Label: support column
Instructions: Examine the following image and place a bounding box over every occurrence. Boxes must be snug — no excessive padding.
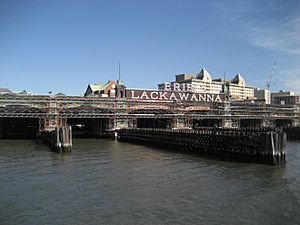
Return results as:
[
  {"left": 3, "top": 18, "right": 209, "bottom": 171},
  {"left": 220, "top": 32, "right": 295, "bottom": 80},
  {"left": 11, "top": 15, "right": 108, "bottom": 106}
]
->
[
  {"left": 222, "top": 102, "right": 233, "bottom": 128},
  {"left": 108, "top": 118, "right": 115, "bottom": 130},
  {"left": 166, "top": 119, "right": 172, "bottom": 129},
  {"left": 129, "top": 117, "right": 137, "bottom": 129},
  {"left": 44, "top": 101, "right": 59, "bottom": 131}
]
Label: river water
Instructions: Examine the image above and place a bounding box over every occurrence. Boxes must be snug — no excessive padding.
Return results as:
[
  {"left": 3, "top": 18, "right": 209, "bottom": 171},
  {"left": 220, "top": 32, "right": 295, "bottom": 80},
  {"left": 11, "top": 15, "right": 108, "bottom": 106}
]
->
[{"left": 0, "top": 139, "right": 300, "bottom": 225}]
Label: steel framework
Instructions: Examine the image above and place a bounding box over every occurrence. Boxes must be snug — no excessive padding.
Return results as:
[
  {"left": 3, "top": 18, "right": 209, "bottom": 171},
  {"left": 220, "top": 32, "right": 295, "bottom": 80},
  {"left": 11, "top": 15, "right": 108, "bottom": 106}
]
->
[{"left": 0, "top": 95, "right": 299, "bottom": 130}]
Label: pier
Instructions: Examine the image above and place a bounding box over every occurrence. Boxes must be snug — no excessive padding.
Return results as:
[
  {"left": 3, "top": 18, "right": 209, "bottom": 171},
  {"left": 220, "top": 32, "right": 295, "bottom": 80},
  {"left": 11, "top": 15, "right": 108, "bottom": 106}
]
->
[
  {"left": 117, "top": 128, "right": 286, "bottom": 165},
  {"left": 0, "top": 93, "right": 299, "bottom": 160}
]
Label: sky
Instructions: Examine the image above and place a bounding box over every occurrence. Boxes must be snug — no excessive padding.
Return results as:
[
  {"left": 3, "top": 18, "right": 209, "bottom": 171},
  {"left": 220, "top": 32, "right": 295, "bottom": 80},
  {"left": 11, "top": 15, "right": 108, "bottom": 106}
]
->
[{"left": 0, "top": 0, "right": 300, "bottom": 96}]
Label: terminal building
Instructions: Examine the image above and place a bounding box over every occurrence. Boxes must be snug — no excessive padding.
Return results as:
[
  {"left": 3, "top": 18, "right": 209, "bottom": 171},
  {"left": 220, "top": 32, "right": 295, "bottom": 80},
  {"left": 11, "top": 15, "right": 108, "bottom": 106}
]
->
[
  {"left": 158, "top": 68, "right": 254, "bottom": 100},
  {"left": 84, "top": 80, "right": 126, "bottom": 98}
]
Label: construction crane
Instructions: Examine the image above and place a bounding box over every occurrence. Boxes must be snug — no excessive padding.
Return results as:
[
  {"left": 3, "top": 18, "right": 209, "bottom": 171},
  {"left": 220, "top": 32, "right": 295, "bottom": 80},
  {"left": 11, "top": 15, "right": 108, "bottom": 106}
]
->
[{"left": 266, "top": 61, "right": 276, "bottom": 90}]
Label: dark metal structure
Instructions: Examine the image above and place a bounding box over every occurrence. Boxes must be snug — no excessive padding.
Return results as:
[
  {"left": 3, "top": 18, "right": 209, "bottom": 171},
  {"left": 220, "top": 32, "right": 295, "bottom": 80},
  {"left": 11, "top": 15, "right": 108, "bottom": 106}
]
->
[{"left": 0, "top": 95, "right": 299, "bottom": 137}]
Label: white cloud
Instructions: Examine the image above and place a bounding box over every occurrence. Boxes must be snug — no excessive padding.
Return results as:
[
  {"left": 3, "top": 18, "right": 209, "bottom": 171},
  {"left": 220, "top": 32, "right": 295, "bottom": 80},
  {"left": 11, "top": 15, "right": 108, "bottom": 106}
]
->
[
  {"left": 248, "top": 15, "right": 300, "bottom": 56},
  {"left": 213, "top": 0, "right": 300, "bottom": 55},
  {"left": 212, "top": 0, "right": 300, "bottom": 94}
]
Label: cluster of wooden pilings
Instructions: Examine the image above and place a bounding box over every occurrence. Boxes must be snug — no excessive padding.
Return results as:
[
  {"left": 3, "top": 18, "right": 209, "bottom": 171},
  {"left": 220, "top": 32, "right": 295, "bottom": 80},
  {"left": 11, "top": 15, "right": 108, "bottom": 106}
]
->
[
  {"left": 54, "top": 126, "right": 72, "bottom": 153},
  {"left": 40, "top": 126, "right": 72, "bottom": 153},
  {"left": 117, "top": 127, "right": 287, "bottom": 165}
]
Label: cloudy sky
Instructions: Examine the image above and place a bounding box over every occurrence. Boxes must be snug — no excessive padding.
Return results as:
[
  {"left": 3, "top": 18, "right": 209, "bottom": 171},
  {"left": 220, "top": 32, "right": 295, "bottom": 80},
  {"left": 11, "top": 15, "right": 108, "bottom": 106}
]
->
[{"left": 0, "top": 0, "right": 299, "bottom": 95}]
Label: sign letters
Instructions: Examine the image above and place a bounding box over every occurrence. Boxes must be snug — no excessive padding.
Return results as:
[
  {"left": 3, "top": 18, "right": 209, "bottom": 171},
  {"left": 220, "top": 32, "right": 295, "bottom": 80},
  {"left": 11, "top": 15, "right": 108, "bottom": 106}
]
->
[{"left": 126, "top": 89, "right": 224, "bottom": 103}]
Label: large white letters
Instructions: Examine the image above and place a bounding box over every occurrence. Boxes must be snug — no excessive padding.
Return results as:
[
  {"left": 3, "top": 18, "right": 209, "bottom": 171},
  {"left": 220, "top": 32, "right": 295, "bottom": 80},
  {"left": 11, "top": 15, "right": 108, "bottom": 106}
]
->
[
  {"left": 150, "top": 92, "right": 159, "bottom": 99},
  {"left": 164, "top": 82, "right": 171, "bottom": 91},
  {"left": 131, "top": 90, "right": 140, "bottom": 99},
  {"left": 140, "top": 91, "right": 150, "bottom": 99},
  {"left": 128, "top": 90, "right": 223, "bottom": 103},
  {"left": 179, "top": 93, "right": 189, "bottom": 100},
  {"left": 173, "top": 83, "right": 181, "bottom": 91}
]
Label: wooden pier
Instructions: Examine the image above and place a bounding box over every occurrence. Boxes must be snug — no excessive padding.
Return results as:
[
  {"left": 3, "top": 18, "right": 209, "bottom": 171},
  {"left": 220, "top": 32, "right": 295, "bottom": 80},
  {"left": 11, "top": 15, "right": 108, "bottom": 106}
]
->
[{"left": 118, "top": 128, "right": 286, "bottom": 165}]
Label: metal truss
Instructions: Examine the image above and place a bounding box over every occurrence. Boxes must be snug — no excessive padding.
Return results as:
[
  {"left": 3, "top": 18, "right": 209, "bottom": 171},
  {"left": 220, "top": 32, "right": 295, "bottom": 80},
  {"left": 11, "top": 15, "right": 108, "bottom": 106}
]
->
[{"left": 0, "top": 95, "right": 299, "bottom": 121}]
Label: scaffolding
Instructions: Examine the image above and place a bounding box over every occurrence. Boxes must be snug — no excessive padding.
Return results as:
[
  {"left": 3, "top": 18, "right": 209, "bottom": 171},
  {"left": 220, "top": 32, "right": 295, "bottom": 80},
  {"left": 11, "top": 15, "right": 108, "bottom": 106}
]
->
[{"left": 0, "top": 94, "right": 299, "bottom": 131}]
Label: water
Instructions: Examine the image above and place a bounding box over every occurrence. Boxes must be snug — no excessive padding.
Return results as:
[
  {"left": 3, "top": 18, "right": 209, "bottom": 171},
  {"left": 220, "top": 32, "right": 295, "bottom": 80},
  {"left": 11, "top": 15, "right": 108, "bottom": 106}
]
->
[{"left": 0, "top": 139, "right": 300, "bottom": 225}]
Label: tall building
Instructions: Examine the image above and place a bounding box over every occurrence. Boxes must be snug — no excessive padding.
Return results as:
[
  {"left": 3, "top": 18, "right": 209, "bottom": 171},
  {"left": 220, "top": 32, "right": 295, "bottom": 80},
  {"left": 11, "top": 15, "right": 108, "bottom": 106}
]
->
[
  {"left": 254, "top": 88, "right": 270, "bottom": 104},
  {"left": 158, "top": 68, "right": 254, "bottom": 100}
]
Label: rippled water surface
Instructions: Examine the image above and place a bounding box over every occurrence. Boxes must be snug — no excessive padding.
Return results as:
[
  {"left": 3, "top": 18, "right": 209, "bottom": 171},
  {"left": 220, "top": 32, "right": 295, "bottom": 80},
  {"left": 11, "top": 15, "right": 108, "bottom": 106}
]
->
[{"left": 0, "top": 139, "right": 300, "bottom": 225}]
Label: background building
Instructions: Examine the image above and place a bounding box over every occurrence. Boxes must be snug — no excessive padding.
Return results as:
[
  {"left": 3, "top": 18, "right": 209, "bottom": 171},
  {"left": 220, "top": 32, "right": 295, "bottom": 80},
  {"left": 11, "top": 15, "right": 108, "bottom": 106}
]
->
[
  {"left": 84, "top": 81, "right": 117, "bottom": 97},
  {"left": 271, "top": 90, "right": 299, "bottom": 105},
  {"left": 84, "top": 79, "right": 126, "bottom": 98},
  {"left": 158, "top": 68, "right": 254, "bottom": 100},
  {"left": 254, "top": 88, "right": 270, "bottom": 104}
]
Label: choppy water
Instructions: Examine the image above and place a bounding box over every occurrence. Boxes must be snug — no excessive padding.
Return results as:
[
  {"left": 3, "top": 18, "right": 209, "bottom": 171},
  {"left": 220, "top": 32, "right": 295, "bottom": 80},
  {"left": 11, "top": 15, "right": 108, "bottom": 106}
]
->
[{"left": 0, "top": 139, "right": 300, "bottom": 225}]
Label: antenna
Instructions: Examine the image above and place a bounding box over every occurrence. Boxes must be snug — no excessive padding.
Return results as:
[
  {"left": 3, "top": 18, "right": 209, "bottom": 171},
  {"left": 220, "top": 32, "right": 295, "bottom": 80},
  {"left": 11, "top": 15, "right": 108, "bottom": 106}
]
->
[{"left": 266, "top": 61, "right": 276, "bottom": 90}]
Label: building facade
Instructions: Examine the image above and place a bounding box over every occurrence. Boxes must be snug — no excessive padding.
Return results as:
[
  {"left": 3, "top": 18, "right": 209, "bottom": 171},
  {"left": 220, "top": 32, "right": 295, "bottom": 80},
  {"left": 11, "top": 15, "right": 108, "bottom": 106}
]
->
[
  {"left": 84, "top": 80, "right": 126, "bottom": 98},
  {"left": 84, "top": 81, "right": 117, "bottom": 97},
  {"left": 254, "top": 88, "right": 270, "bottom": 104},
  {"left": 271, "top": 90, "right": 299, "bottom": 105},
  {"left": 158, "top": 68, "right": 254, "bottom": 100}
]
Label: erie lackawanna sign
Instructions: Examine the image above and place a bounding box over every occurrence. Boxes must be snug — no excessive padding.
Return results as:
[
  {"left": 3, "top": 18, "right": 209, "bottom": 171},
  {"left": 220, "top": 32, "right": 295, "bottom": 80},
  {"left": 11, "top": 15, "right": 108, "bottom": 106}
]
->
[{"left": 126, "top": 89, "right": 224, "bottom": 103}]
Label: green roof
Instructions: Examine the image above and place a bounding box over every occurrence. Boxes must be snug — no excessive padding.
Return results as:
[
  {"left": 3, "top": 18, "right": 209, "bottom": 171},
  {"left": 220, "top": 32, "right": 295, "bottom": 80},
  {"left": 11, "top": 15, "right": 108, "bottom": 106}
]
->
[{"left": 89, "top": 81, "right": 110, "bottom": 92}]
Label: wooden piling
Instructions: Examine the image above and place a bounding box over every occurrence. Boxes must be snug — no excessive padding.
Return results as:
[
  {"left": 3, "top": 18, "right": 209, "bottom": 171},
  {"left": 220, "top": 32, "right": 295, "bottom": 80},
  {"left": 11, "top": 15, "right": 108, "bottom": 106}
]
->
[
  {"left": 55, "top": 125, "right": 72, "bottom": 153},
  {"left": 40, "top": 125, "right": 72, "bottom": 153}
]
